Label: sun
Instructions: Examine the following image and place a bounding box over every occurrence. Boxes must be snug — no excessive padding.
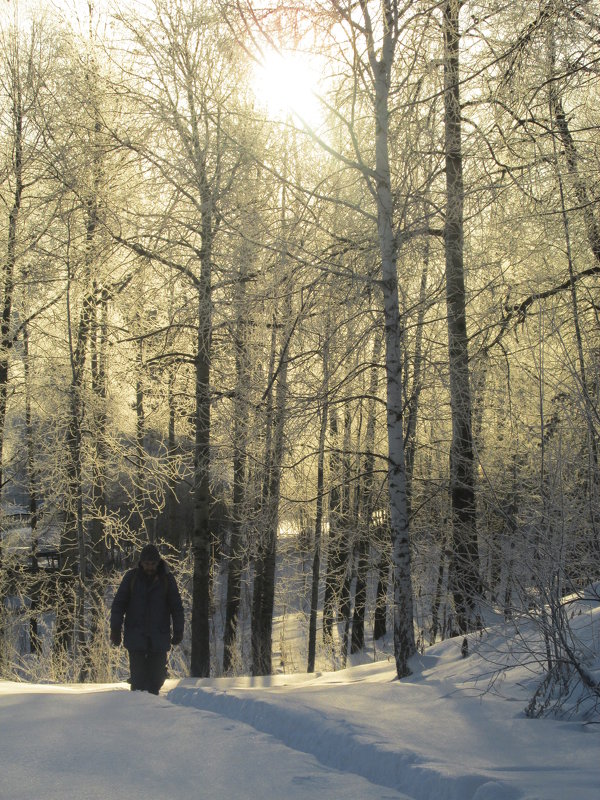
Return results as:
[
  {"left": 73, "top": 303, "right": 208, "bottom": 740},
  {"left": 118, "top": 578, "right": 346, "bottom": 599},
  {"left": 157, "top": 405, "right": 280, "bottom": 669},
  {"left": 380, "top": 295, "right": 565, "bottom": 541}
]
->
[{"left": 251, "top": 48, "right": 324, "bottom": 126}]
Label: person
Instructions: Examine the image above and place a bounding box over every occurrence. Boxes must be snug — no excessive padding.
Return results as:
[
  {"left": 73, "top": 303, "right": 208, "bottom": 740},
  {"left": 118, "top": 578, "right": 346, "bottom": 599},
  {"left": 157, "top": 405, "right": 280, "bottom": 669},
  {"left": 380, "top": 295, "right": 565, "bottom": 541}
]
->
[{"left": 110, "top": 543, "right": 184, "bottom": 695}]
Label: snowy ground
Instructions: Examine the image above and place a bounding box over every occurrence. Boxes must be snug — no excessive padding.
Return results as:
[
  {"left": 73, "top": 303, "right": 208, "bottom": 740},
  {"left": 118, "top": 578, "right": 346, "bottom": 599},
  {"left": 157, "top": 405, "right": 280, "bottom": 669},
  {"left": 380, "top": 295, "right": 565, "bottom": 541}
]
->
[{"left": 1, "top": 591, "right": 599, "bottom": 800}]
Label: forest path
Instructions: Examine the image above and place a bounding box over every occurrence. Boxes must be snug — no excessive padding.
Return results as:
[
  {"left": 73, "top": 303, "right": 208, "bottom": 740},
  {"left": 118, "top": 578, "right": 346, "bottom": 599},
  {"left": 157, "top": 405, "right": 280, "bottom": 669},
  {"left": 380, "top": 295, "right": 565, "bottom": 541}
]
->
[{"left": 0, "top": 682, "right": 414, "bottom": 800}]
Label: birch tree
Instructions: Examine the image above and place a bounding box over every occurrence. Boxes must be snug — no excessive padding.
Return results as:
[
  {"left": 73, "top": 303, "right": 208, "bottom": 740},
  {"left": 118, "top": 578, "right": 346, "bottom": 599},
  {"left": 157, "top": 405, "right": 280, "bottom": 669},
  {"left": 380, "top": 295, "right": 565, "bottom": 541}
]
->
[
  {"left": 307, "top": 313, "right": 330, "bottom": 673},
  {"left": 327, "top": 0, "right": 417, "bottom": 676},
  {"left": 441, "top": 0, "right": 481, "bottom": 633}
]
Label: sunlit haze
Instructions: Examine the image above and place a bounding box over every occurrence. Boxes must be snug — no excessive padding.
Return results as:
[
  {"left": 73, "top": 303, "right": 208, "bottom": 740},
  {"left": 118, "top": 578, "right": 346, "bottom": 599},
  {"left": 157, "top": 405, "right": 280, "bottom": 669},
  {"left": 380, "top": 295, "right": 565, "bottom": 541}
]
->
[{"left": 251, "top": 48, "right": 324, "bottom": 126}]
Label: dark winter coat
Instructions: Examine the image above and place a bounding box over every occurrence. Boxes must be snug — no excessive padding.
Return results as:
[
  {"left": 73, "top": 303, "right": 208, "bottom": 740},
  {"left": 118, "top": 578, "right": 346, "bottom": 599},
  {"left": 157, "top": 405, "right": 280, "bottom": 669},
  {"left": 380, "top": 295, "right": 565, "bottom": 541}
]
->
[{"left": 110, "top": 560, "right": 184, "bottom": 653}]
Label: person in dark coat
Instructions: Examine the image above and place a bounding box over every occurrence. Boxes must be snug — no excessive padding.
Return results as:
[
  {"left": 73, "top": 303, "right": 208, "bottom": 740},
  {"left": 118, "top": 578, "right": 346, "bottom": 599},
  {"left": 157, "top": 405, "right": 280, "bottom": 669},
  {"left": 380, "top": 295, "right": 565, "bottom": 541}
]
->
[{"left": 110, "top": 543, "right": 184, "bottom": 695}]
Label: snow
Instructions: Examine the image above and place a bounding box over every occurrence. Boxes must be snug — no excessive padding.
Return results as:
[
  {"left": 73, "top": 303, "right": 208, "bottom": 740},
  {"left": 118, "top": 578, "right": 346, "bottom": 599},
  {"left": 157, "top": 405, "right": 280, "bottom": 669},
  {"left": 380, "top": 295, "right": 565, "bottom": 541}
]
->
[{"left": 1, "top": 596, "right": 599, "bottom": 800}]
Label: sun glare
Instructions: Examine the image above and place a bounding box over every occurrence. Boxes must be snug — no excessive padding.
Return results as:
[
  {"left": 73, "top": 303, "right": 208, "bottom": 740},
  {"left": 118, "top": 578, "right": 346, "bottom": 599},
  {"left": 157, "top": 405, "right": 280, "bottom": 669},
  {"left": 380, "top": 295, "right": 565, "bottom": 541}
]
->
[{"left": 251, "top": 49, "right": 323, "bottom": 126}]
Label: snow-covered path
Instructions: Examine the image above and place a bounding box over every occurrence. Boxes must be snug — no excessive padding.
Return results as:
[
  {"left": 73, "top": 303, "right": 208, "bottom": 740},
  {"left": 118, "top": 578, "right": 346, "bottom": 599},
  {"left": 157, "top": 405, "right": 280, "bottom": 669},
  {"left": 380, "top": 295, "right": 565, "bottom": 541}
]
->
[
  {"left": 0, "top": 683, "right": 412, "bottom": 800},
  {"left": 2, "top": 591, "right": 599, "bottom": 800}
]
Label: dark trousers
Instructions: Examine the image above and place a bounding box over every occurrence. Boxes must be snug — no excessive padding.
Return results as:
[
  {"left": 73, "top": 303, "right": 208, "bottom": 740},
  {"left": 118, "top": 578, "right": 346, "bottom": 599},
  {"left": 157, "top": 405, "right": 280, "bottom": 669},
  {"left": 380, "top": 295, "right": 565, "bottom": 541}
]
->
[{"left": 128, "top": 649, "right": 167, "bottom": 695}]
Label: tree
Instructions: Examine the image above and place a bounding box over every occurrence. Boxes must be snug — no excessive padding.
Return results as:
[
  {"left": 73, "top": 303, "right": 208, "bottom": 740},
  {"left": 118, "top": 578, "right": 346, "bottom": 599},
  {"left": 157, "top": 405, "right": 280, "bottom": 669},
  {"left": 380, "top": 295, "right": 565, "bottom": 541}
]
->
[
  {"left": 441, "top": 0, "right": 481, "bottom": 633},
  {"left": 250, "top": 179, "right": 294, "bottom": 675},
  {"left": 327, "top": 0, "right": 417, "bottom": 677},
  {"left": 307, "top": 313, "right": 330, "bottom": 672},
  {"left": 222, "top": 202, "right": 257, "bottom": 673}
]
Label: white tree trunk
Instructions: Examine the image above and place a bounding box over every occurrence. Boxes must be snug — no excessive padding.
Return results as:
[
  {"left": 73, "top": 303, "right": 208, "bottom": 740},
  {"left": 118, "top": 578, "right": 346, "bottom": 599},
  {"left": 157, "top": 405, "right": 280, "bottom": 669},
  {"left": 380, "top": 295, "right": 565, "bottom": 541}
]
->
[{"left": 372, "top": 17, "right": 416, "bottom": 678}]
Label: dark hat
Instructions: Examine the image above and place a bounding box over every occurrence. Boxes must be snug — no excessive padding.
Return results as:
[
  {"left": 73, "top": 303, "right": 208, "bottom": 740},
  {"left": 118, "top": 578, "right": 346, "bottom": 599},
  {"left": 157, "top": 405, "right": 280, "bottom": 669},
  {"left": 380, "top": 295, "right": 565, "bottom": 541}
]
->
[{"left": 139, "top": 543, "right": 161, "bottom": 563}]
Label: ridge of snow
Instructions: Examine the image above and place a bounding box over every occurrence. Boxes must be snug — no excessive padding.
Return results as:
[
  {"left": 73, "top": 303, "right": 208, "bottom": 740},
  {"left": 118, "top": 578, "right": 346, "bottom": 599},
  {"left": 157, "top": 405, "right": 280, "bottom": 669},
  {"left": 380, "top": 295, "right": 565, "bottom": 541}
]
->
[{"left": 167, "top": 678, "right": 521, "bottom": 800}]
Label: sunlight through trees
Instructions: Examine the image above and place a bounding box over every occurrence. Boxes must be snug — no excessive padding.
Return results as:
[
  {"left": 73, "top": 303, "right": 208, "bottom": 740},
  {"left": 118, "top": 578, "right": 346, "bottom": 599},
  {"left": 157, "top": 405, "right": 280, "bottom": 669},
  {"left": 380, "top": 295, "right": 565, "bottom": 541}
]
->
[{"left": 0, "top": 0, "right": 599, "bottom": 708}]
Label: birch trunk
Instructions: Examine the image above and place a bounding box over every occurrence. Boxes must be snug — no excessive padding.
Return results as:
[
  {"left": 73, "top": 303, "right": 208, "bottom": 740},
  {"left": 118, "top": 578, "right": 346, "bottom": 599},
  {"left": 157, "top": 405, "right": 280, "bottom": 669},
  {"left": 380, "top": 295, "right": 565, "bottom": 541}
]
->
[
  {"left": 339, "top": 407, "right": 354, "bottom": 667},
  {"left": 165, "top": 366, "right": 179, "bottom": 549},
  {"left": 307, "top": 320, "right": 330, "bottom": 672},
  {"left": 89, "top": 285, "right": 108, "bottom": 572},
  {"left": 323, "top": 404, "right": 351, "bottom": 644},
  {"left": 134, "top": 333, "right": 148, "bottom": 539},
  {"left": 443, "top": 0, "right": 480, "bottom": 633},
  {"left": 368, "top": 1, "right": 416, "bottom": 677},
  {"left": 351, "top": 332, "right": 381, "bottom": 654},
  {"left": 404, "top": 255, "right": 429, "bottom": 509},
  {"left": 251, "top": 310, "right": 277, "bottom": 675},
  {"left": 23, "top": 321, "right": 41, "bottom": 654},
  {"left": 251, "top": 155, "right": 293, "bottom": 676},
  {"left": 57, "top": 278, "right": 93, "bottom": 657},
  {"left": 190, "top": 178, "right": 213, "bottom": 677},
  {"left": 251, "top": 297, "right": 290, "bottom": 676},
  {"left": 83, "top": 282, "right": 109, "bottom": 681},
  {"left": 223, "top": 253, "right": 251, "bottom": 673},
  {"left": 58, "top": 150, "right": 101, "bottom": 660}
]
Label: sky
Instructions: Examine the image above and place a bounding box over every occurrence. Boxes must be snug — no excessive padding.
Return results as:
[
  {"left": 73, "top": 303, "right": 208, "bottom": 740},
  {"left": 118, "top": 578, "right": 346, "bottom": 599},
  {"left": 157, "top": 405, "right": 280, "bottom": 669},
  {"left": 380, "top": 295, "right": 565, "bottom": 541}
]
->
[{"left": 1, "top": 586, "right": 599, "bottom": 800}]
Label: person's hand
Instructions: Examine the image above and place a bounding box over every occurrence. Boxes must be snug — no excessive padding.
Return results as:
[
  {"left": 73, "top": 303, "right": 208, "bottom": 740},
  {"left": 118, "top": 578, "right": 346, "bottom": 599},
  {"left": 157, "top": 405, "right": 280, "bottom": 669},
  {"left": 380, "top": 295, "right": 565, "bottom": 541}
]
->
[
  {"left": 171, "top": 631, "right": 183, "bottom": 646},
  {"left": 110, "top": 628, "right": 122, "bottom": 647}
]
